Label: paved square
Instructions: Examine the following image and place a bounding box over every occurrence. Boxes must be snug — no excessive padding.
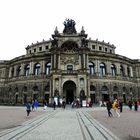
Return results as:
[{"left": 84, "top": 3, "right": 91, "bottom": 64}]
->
[{"left": 0, "top": 106, "right": 140, "bottom": 140}]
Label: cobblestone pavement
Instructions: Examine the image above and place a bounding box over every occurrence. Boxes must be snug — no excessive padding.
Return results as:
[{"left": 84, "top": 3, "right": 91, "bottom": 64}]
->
[
  {"left": 88, "top": 106, "right": 140, "bottom": 140},
  {"left": 0, "top": 106, "right": 140, "bottom": 140}
]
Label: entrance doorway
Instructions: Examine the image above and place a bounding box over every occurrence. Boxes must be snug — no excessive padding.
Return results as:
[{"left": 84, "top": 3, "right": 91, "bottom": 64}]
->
[
  {"left": 63, "top": 80, "right": 76, "bottom": 104},
  {"left": 90, "top": 94, "right": 96, "bottom": 103},
  {"left": 66, "top": 90, "right": 74, "bottom": 104}
]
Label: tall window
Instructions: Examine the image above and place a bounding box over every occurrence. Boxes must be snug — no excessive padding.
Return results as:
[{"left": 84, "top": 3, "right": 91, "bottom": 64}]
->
[
  {"left": 120, "top": 65, "right": 124, "bottom": 76},
  {"left": 11, "top": 67, "right": 14, "bottom": 77},
  {"left": 16, "top": 66, "right": 21, "bottom": 77},
  {"left": 34, "top": 63, "right": 41, "bottom": 75},
  {"left": 24, "top": 64, "right": 30, "bottom": 76},
  {"left": 88, "top": 62, "right": 95, "bottom": 75},
  {"left": 127, "top": 67, "right": 131, "bottom": 77},
  {"left": 66, "top": 64, "right": 73, "bottom": 73},
  {"left": 111, "top": 64, "right": 116, "bottom": 76},
  {"left": 99, "top": 46, "right": 102, "bottom": 51},
  {"left": 92, "top": 45, "right": 95, "bottom": 50},
  {"left": 66, "top": 64, "right": 73, "bottom": 72},
  {"left": 100, "top": 63, "right": 106, "bottom": 76},
  {"left": 45, "top": 63, "right": 51, "bottom": 75}
]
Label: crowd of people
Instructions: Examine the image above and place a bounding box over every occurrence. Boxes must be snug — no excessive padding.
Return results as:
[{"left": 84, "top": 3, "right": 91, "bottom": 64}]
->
[
  {"left": 106, "top": 99, "right": 139, "bottom": 118},
  {"left": 25, "top": 98, "right": 139, "bottom": 118}
]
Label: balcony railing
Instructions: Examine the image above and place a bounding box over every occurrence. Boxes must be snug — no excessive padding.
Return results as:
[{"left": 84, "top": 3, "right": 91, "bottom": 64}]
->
[
  {"left": 89, "top": 74, "right": 136, "bottom": 82},
  {"left": 61, "top": 70, "right": 78, "bottom": 75},
  {"left": 6, "top": 71, "right": 136, "bottom": 83}
]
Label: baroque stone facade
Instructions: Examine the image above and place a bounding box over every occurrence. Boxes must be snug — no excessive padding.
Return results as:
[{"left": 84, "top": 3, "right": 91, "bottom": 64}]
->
[{"left": 0, "top": 19, "right": 140, "bottom": 105}]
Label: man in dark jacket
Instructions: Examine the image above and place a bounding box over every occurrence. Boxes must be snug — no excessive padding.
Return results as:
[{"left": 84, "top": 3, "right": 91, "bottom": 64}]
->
[{"left": 106, "top": 100, "right": 113, "bottom": 117}]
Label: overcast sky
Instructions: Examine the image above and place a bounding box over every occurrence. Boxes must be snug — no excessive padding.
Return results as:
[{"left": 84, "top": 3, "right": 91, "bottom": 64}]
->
[{"left": 0, "top": 0, "right": 140, "bottom": 60}]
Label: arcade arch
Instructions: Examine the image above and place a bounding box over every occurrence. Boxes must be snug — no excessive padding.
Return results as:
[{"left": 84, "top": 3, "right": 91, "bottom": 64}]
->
[{"left": 63, "top": 80, "right": 76, "bottom": 104}]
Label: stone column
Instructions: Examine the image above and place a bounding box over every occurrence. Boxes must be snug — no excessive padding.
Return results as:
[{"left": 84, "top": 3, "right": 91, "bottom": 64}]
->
[
  {"left": 96, "top": 82, "right": 100, "bottom": 103},
  {"left": 58, "top": 54, "right": 60, "bottom": 69},
  {"left": 86, "top": 54, "right": 89, "bottom": 69},
  {"left": 124, "top": 65, "right": 127, "bottom": 76},
  {"left": 30, "top": 61, "right": 34, "bottom": 75},
  {"left": 79, "top": 55, "right": 81, "bottom": 69},
  {"left": 116, "top": 63, "right": 120, "bottom": 76},
  {"left": 86, "top": 77, "right": 90, "bottom": 97},
  {"left": 96, "top": 60, "right": 100, "bottom": 76},
  {"left": 40, "top": 60, "right": 44, "bottom": 74},
  {"left": 107, "top": 61, "right": 111, "bottom": 75},
  {"left": 42, "top": 60, "right": 45, "bottom": 74},
  {"left": 54, "top": 54, "right": 56, "bottom": 69},
  {"left": 9, "top": 67, "right": 12, "bottom": 78},
  {"left": 85, "top": 54, "right": 88, "bottom": 69},
  {"left": 83, "top": 54, "right": 85, "bottom": 69},
  {"left": 130, "top": 67, "right": 133, "bottom": 77},
  {"left": 81, "top": 54, "right": 84, "bottom": 69},
  {"left": 51, "top": 54, "right": 54, "bottom": 69},
  {"left": 14, "top": 65, "right": 17, "bottom": 77},
  {"left": 21, "top": 63, "right": 24, "bottom": 76}
]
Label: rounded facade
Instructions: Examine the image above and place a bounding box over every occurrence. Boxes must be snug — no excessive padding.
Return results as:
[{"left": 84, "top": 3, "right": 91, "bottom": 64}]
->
[{"left": 0, "top": 19, "right": 140, "bottom": 105}]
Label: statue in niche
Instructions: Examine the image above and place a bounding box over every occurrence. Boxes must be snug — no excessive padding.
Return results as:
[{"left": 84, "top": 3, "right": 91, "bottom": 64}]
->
[
  {"left": 63, "top": 18, "right": 77, "bottom": 34},
  {"left": 81, "top": 38, "right": 88, "bottom": 47}
]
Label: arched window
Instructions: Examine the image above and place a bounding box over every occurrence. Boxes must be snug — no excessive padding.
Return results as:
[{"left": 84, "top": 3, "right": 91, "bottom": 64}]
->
[
  {"left": 33, "top": 85, "right": 39, "bottom": 91},
  {"left": 24, "top": 64, "right": 30, "bottom": 76},
  {"left": 120, "top": 65, "right": 124, "bottom": 76},
  {"left": 100, "top": 63, "right": 106, "bottom": 76},
  {"left": 111, "top": 64, "right": 116, "bottom": 76},
  {"left": 113, "top": 86, "right": 118, "bottom": 99},
  {"left": 127, "top": 67, "right": 131, "bottom": 77},
  {"left": 101, "top": 86, "right": 109, "bottom": 101},
  {"left": 80, "top": 78, "right": 84, "bottom": 87},
  {"left": 34, "top": 63, "right": 41, "bottom": 76},
  {"left": 101, "top": 86, "right": 108, "bottom": 92},
  {"left": 45, "top": 63, "right": 51, "bottom": 75},
  {"left": 16, "top": 66, "right": 21, "bottom": 77},
  {"left": 88, "top": 62, "right": 95, "bottom": 75},
  {"left": 11, "top": 67, "right": 14, "bottom": 77}
]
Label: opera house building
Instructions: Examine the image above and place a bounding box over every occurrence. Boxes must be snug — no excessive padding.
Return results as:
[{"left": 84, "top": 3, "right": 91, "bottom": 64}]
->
[{"left": 0, "top": 19, "right": 140, "bottom": 105}]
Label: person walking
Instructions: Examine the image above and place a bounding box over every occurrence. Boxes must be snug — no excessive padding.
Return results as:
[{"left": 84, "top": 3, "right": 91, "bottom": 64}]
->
[
  {"left": 128, "top": 100, "right": 133, "bottom": 110},
  {"left": 134, "top": 100, "right": 138, "bottom": 111},
  {"left": 26, "top": 102, "right": 31, "bottom": 116},
  {"left": 62, "top": 99, "right": 66, "bottom": 109},
  {"left": 118, "top": 99, "right": 123, "bottom": 113},
  {"left": 33, "top": 99, "right": 38, "bottom": 111},
  {"left": 106, "top": 100, "right": 113, "bottom": 117},
  {"left": 112, "top": 99, "right": 120, "bottom": 117},
  {"left": 53, "top": 100, "right": 56, "bottom": 110}
]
